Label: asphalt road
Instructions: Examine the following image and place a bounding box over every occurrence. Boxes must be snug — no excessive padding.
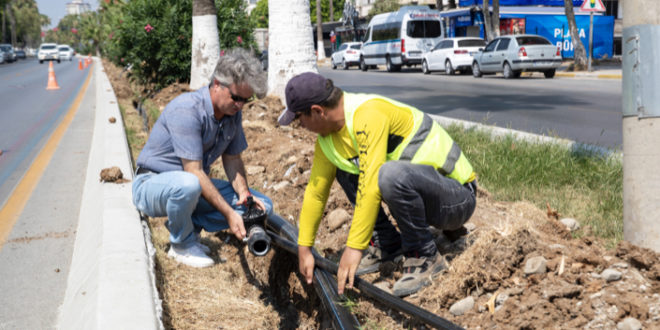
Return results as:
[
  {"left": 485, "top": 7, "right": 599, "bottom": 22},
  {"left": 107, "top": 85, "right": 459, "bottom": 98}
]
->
[
  {"left": 320, "top": 66, "right": 622, "bottom": 149},
  {"left": 0, "top": 57, "right": 95, "bottom": 329}
]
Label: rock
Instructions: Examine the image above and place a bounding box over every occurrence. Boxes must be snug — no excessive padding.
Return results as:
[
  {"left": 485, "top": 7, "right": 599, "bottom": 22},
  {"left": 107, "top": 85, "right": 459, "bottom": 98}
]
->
[
  {"left": 99, "top": 166, "right": 128, "bottom": 183},
  {"left": 327, "top": 209, "right": 351, "bottom": 231},
  {"left": 560, "top": 218, "right": 580, "bottom": 231},
  {"left": 286, "top": 155, "right": 297, "bottom": 164},
  {"left": 549, "top": 243, "right": 566, "bottom": 250},
  {"left": 246, "top": 165, "right": 265, "bottom": 176},
  {"left": 449, "top": 296, "right": 474, "bottom": 316},
  {"left": 108, "top": 116, "right": 116, "bottom": 123},
  {"left": 272, "top": 181, "right": 289, "bottom": 191},
  {"left": 495, "top": 292, "right": 509, "bottom": 306},
  {"left": 373, "top": 281, "right": 391, "bottom": 294},
  {"left": 616, "top": 317, "right": 642, "bottom": 330},
  {"left": 601, "top": 268, "right": 622, "bottom": 282},
  {"left": 524, "top": 256, "right": 547, "bottom": 275}
]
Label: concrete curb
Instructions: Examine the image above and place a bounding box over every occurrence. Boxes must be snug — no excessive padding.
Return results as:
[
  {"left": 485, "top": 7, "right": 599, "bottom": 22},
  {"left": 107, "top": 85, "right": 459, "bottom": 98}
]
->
[{"left": 58, "top": 58, "right": 161, "bottom": 329}]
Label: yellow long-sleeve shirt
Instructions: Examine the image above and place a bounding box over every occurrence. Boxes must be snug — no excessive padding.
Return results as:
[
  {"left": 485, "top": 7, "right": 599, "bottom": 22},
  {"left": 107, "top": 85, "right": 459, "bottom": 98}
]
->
[{"left": 297, "top": 98, "right": 417, "bottom": 250}]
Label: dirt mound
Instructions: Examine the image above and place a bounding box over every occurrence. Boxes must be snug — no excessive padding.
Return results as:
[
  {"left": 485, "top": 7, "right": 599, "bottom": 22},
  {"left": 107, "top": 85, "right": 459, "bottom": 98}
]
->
[{"left": 103, "top": 59, "right": 660, "bottom": 329}]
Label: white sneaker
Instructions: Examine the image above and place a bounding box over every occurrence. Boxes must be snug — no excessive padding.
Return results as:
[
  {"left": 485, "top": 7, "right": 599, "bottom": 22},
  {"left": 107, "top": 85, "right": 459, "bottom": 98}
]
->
[
  {"left": 194, "top": 233, "right": 211, "bottom": 254},
  {"left": 167, "top": 244, "right": 214, "bottom": 268}
]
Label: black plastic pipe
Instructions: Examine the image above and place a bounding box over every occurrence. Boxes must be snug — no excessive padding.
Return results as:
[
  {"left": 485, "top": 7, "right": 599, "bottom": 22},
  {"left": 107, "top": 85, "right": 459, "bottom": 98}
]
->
[
  {"left": 266, "top": 213, "right": 360, "bottom": 329},
  {"left": 266, "top": 230, "right": 464, "bottom": 330}
]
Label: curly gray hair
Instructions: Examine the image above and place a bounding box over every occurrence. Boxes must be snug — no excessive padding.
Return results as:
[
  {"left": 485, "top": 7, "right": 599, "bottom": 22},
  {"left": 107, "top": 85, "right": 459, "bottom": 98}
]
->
[{"left": 210, "top": 48, "right": 267, "bottom": 98}]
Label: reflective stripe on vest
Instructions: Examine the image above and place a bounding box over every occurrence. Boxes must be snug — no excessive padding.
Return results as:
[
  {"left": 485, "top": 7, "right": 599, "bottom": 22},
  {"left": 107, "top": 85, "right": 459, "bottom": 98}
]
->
[{"left": 318, "top": 93, "right": 473, "bottom": 183}]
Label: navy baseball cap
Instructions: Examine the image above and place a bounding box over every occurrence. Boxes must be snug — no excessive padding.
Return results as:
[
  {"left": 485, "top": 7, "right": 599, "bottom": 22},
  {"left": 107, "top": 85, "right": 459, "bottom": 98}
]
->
[{"left": 278, "top": 72, "right": 333, "bottom": 126}]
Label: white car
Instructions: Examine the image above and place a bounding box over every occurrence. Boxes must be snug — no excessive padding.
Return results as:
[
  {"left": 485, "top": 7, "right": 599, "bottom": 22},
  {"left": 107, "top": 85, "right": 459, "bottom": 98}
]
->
[
  {"left": 38, "top": 43, "right": 60, "bottom": 64},
  {"left": 331, "top": 42, "right": 362, "bottom": 70},
  {"left": 422, "top": 37, "right": 486, "bottom": 75},
  {"left": 58, "top": 45, "right": 75, "bottom": 61}
]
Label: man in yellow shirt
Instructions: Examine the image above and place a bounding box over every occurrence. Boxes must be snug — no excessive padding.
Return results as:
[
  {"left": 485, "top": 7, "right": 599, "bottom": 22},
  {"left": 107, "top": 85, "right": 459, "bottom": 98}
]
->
[{"left": 278, "top": 72, "right": 477, "bottom": 297}]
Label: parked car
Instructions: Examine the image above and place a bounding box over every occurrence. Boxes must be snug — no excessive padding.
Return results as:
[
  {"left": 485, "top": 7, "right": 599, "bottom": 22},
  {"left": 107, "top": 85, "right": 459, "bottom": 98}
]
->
[
  {"left": 0, "top": 44, "right": 17, "bottom": 63},
  {"left": 15, "top": 49, "right": 26, "bottom": 59},
  {"left": 422, "top": 37, "right": 485, "bottom": 75},
  {"left": 38, "top": 43, "right": 60, "bottom": 63},
  {"left": 0, "top": 50, "right": 4, "bottom": 64},
  {"left": 472, "top": 34, "right": 562, "bottom": 79},
  {"left": 58, "top": 45, "right": 75, "bottom": 61},
  {"left": 331, "top": 42, "right": 362, "bottom": 70}
]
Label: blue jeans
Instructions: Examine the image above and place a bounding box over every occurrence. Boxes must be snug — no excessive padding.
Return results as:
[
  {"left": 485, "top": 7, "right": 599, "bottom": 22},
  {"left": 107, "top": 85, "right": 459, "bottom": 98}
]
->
[{"left": 132, "top": 171, "right": 273, "bottom": 248}]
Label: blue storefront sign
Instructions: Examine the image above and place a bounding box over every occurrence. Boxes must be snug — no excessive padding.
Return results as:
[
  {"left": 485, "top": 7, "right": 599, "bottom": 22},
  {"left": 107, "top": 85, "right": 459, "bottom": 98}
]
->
[
  {"left": 525, "top": 15, "right": 614, "bottom": 58},
  {"left": 459, "top": 0, "right": 582, "bottom": 5}
]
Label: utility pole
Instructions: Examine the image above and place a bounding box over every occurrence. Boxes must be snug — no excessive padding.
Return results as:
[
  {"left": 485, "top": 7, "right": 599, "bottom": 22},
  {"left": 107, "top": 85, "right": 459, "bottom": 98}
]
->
[{"left": 622, "top": 0, "right": 660, "bottom": 252}]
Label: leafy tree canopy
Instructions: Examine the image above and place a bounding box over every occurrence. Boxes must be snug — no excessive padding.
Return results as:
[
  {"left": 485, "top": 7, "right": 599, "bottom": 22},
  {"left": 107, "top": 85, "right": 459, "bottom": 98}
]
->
[{"left": 367, "top": 0, "right": 400, "bottom": 19}]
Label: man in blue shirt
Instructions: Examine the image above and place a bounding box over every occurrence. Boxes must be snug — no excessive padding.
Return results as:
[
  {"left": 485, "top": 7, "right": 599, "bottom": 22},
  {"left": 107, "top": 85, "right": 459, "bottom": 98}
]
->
[{"left": 132, "top": 48, "right": 272, "bottom": 268}]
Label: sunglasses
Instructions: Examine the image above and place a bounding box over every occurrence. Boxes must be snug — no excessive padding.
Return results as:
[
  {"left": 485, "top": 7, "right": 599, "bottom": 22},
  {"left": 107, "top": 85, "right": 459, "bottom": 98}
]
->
[{"left": 220, "top": 83, "right": 252, "bottom": 103}]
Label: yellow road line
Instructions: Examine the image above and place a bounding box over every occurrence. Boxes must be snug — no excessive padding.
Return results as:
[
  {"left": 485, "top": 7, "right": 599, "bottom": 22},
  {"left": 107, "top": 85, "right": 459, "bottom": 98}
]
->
[{"left": 0, "top": 64, "right": 93, "bottom": 251}]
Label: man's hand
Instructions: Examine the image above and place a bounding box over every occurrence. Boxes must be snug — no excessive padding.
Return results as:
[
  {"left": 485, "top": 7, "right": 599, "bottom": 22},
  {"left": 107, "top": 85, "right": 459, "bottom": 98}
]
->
[
  {"left": 227, "top": 210, "right": 246, "bottom": 240},
  {"left": 236, "top": 193, "right": 267, "bottom": 212},
  {"left": 298, "top": 245, "right": 315, "bottom": 284},
  {"left": 337, "top": 246, "right": 363, "bottom": 295}
]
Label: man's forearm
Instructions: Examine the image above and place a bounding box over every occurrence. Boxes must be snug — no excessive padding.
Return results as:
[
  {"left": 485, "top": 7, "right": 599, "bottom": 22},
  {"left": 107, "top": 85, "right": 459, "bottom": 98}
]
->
[
  {"left": 189, "top": 167, "right": 234, "bottom": 217},
  {"left": 222, "top": 154, "right": 250, "bottom": 197}
]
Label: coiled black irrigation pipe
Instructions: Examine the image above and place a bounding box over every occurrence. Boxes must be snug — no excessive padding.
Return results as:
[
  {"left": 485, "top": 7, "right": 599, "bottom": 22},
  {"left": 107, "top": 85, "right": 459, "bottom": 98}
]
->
[{"left": 266, "top": 213, "right": 464, "bottom": 330}]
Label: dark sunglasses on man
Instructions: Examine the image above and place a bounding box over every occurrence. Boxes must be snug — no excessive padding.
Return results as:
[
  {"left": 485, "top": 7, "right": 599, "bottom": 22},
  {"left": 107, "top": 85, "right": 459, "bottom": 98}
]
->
[{"left": 219, "top": 82, "right": 252, "bottom": 103}]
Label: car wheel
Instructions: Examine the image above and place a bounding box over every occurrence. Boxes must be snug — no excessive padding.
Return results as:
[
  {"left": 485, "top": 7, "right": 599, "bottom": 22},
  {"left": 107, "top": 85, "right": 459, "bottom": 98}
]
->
[
  {"left": 422, "top": 60, "right": 430, "bottom": 74},
  {"left": 331, "top": 59, "right": 337, "bottom": 70},
  {"left": 386, "top": 55, "right": 400, "bottom": 72},
  {"left": 445, "top": 60, "right": 455, "bottom": 75},
  {"left": 472, "top": 62, "right": 482, "bottom": 78},
  {"left": 342, "top": 58, "right": 349, "bottom": 70},
  {"left": 544, "top": 69, "right": 556, "bottom": 78},
  {"left": 503, "top": 62, "right": 514, "bottom": 79},
  {"left": 39, "top": 60, "right": 43, "bottom": 64},
  {"left": 360, "top": 57, "right": 368, "bottom": 71},
  {"left": 57, "top": 59, "right": 61, "bottom": 63}
]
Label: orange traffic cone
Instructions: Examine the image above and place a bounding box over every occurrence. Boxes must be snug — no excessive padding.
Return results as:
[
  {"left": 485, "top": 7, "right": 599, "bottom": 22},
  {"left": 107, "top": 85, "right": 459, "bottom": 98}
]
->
[
  {"left": 46, "top": 61, "right": 60, "bottom": 90},
  {"left": 78, "top": 59, "right": 83, "bottom": 70}
]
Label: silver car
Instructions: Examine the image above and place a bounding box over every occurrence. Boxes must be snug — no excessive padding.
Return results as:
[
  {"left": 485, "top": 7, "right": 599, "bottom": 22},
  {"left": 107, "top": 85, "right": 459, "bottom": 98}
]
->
[{"left": 472, "top": 34, "right": 562, "bottom": 79}]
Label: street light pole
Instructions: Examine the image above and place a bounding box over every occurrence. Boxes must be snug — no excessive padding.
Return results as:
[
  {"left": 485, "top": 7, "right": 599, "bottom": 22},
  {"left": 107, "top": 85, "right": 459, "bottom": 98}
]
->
[{"left": 622, "top": 0, "right": 660, "bottom": 252}]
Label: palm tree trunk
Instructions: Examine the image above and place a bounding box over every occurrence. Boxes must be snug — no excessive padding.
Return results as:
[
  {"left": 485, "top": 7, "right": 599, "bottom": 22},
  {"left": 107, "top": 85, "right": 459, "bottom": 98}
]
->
[
  {"left": 6, "top": 2, "right": 16, "bottom": 46},
  {"left": 316, "top": 0, "right": 325, "bottom": 59},
  {"left": 190, "top": 0, "right": 220, "bottom": 90},
  {"left": 268, "top": 0, "right": 316, "bottom": 99},
  {"left": 491, "top": 0, "right": 500, "bottom": 37},
  {"left": 329, "top": 0, "right": 333, "bottom": 21},
  {"left": 481, "top": 0, "right": 492, "bottom": 41},
  {"left": 564, "top": 0, "right": 587, "bottom": 69}
]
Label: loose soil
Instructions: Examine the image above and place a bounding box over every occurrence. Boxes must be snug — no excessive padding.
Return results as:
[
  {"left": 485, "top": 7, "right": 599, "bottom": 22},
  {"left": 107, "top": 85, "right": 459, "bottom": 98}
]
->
[{"left": 103, "top": 59, "right": 660, "bottom": 329}]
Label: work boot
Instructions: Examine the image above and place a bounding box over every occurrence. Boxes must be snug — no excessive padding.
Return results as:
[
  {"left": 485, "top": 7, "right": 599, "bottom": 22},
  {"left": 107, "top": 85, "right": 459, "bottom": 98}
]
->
[
  {"left": 443, "top": 225, "right": 469, "bottom": 242},
  {"left": 392, "top": 252, "right": 447, "bottom": 297},
  {"left": 167, "top": 244, "right": 214, "bottom": 268},
  {"left": 356, "top": 244, "right": 403, "bottom": 275}
]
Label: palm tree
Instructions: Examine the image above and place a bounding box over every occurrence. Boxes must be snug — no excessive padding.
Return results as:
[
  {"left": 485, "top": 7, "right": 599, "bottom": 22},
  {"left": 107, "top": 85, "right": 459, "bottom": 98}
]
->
[
  {"left": 190, "top": 0, "right": 220, "bottom": 90},
  {"left": 481, "top": 0, "right": 492, "bottom": 41},
  {"left": 491, "top": 0, "right": 500, "bottom": 38},
  {"left": 563, "top": 0, "right": 587, "bottom": 69},
  {"left": 268, "top": 0, "right": 317, "bottom": 99},
  {"left": 316, "top": 0, "right": 325, "bottom": 59}
]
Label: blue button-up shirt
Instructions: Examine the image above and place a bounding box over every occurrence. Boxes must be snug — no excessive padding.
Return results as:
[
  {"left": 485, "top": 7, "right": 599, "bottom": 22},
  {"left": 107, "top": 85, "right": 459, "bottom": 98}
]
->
[{"left": 136, "top": 86, "right": 247, "bottom": 174}]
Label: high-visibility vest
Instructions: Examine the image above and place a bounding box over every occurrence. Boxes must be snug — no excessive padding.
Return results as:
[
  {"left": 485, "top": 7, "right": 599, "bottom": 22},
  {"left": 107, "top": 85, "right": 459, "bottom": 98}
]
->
[{"left": 318, "top": 93, "right": 473, "bottom": 184}]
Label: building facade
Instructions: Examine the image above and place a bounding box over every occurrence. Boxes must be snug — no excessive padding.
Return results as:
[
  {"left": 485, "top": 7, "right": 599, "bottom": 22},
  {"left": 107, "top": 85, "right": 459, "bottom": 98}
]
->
[{"left": 65, "top": 0, "right": 91, "bottom": 16}]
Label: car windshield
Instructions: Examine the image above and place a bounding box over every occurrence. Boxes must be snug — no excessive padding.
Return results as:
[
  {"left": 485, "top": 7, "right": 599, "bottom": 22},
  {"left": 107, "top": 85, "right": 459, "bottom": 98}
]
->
[
  {"left": 41, "top": 45, "right": 56, "bottom": 50},
  {"left": 0, "top": 45, "right": 10, "bottom": 51},
  {"left": 516, "top": 36, "right": 551, "bottom": 45},
  {"left": 350, "top": 44, "right": 361, "bottom": 50},
  {"left": 59, "top": 47, "right": 69, "bottom": 51},
  {"left": 406, "top": 20, "right": 441, "bottom": 38},
  {"left": 458, "top": 39, "right": 485, "bottom": 47}
]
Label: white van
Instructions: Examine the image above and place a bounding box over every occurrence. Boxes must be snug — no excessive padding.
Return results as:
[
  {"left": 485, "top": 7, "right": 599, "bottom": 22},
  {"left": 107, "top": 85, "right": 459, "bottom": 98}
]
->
[{"left": 360, "top": 6, "right": 444, "bottom": 72}]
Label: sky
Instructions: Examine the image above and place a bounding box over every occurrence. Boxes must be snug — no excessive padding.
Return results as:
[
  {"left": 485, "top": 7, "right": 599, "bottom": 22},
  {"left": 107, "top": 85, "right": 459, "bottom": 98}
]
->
[{"left": 35, "top": 0, "right": 99, "bottom": 29}]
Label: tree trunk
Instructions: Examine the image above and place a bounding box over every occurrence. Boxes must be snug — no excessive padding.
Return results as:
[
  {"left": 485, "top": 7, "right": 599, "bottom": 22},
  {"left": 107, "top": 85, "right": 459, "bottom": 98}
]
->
[
  {"left": 481, "top": 0, "right": 492, "bottom": 41},
  {"left": 7, "top": 2, "right": 16, "bottom": 46},
  {"left": 2, "top": 7, "right": 6, "bottom": 44},
  {"left": 268, "top": 0, "right": 317, "bottom": 99},
  {"left": 190, "top": 0, "right": 220, "bottom": 90},
  {"left": 564, "top": 0, "right": 587, "bottom": 69},
  {"left": 329, "top": 0, "right": 333, "bottom": 21},
  {"left": 491, "top": 0, "right": 500, "bottom": 37},
  {"left": 316, "top": 0, "right": 325, "bottom": 59}
]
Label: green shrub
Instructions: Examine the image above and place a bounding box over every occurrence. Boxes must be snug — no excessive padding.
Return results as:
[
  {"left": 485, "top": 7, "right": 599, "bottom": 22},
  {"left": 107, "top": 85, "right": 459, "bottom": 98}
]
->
[{"left": 106, "top": 0, "right": 256, "bottom": 88}]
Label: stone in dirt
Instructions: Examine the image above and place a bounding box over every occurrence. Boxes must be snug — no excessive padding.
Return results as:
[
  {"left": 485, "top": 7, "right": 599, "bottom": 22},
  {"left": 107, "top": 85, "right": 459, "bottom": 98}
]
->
[
  {"left": 449, "top": 296, "right": 474, "bottom": 316},
  {"left": 327, "top": 208, "right": 351, "bottom": 231},
  {"left": 100, "top": 166, "right": 129, "bottom": 183},
  {"left": 524, "top": 256, "right": 548, "bottom": 275},
  {"left": 560, "top": 217, "right": 580, "bottom": 231},
  {"left": 616, "top": 317, "right": 642, "bottom": 330},
  {"left": 601, "top": 268, "right": 622, "bottom": 282},
  {"left": 109, "top": 117, "right": 116, "bottom": 123}
]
